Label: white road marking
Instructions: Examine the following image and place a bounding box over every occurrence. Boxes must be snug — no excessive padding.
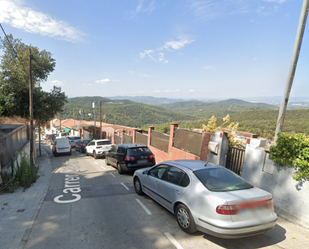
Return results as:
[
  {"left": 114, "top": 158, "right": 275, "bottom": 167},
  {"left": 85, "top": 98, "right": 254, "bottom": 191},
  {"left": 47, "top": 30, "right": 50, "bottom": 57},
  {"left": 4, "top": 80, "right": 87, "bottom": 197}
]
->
[
  {"left": 121, "top": 183, "right": 129, "bottom": 190},
  {"left": 164, "top": 233, "right": 183, "bottom": 249},
  {"left": 136, "top": 199, "right": 152, "bottom": 215},
  {"left": 94, "top": 162, "right": 98, "bottom": 164},
  {"left": 109, "top": 173, "right": 116, "bottom": 177},
  {"left": 101, "top": 166, "right": 106, "bottom": 170}
]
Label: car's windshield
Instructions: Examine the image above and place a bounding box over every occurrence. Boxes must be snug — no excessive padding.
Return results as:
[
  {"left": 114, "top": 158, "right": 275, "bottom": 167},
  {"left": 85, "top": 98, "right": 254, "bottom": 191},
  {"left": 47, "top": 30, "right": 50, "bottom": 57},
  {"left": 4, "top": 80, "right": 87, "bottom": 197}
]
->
[
  {"left": 194, "top": 168, "right": 253, "bottom": 192},
  {"left": 127, "top": 147, "right": 151, "bottom": 156}
]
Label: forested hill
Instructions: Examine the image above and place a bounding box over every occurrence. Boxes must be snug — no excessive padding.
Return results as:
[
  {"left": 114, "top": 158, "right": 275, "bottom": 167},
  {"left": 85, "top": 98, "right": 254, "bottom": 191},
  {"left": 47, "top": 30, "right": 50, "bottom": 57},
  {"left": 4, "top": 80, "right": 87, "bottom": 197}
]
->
[
  {"left": 63, "top": 99, "right": 196, "bottom": 128},
  {"left": 68, "top": 96, "right": 133, "bottom": 106},
  {"left": 161, "top": 99, "right": 276, "bottom": 117}
]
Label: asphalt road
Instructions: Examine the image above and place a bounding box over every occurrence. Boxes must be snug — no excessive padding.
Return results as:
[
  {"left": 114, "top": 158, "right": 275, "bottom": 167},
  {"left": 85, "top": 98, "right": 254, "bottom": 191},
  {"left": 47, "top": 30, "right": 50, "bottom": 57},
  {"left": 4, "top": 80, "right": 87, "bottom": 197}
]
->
[{"left": 23, "top": 149, "right": 291, "bottom": 249}]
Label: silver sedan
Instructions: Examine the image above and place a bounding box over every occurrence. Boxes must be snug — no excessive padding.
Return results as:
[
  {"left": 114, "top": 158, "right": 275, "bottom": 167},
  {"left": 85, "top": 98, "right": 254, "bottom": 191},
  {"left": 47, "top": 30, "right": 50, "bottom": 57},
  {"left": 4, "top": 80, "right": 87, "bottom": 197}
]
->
[{"left": 133, "top": 159, "right": 277, "bottom": 238}]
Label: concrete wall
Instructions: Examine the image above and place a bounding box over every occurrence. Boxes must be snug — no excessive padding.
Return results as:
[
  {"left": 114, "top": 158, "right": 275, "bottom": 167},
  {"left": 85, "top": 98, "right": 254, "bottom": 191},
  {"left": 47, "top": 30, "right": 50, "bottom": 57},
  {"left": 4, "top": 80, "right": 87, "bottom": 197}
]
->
[
  {"left": 1, "top": 141, "right": 31, "bottom": 176},
  {"left": 241, "top": 143, "right": 309, "bottom": 229},
  {"left": 207, "top": 131, "right": 229, "bottom": 166}
]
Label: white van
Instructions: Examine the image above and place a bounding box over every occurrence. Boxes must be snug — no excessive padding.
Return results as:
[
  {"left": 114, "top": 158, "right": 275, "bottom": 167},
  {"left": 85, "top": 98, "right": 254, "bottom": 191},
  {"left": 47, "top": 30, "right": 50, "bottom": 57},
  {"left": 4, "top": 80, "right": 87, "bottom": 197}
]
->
[{"left": 52, "top": 138, "right": 71, "bottom": 156}]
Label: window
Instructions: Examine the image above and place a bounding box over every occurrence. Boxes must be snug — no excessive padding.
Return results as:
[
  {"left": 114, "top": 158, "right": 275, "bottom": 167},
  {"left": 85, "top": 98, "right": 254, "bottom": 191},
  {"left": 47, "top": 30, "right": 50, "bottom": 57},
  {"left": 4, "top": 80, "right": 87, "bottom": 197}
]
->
[
  {"left": 110, "top": 146, "right": 117, "bottom": 153},
  {"left": 194, "top": 168, "right": 253, "bottom": 192},
  {"left": 179, "top": 173, "right": 190, "bottom": 187},
  {"left": 148, "top": 165, "right": 169, "bottom": 179},
  {"left": 88, "top": 142, "right": 95, "bottom": 146},
  {"left": 127, "top": 147, "right": 151, "bottom": 156},
  {"left": 117, "top": 147, "right": 126, "bottom": 154},
  {"left": 97, "top": 140, "right": 112, "bottom": 145},
  {"left": 165, "top": 167, "right": 185, "bottom": 185}
]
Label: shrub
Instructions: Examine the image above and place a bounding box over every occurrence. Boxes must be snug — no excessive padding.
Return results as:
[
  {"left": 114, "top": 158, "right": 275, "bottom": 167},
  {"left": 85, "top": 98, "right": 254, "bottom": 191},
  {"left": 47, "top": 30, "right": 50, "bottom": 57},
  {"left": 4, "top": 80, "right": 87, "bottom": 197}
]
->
[{"left": 270, "top": 132, "right": 309, "bottom": 181}]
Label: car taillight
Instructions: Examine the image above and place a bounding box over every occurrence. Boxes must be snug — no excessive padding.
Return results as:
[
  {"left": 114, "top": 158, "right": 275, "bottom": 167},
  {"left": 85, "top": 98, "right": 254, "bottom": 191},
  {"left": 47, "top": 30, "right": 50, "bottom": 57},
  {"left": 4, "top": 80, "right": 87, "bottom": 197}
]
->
[
  {"left": 149, "top": 154, "right": 155, "bottom": 159},
  {"left": 96, "top": 146, "right": 102, "bottom": 149},
  {"left": 125, "top": 156, "right": 135, "bottom": 161},
  {"left": 82, "top": 144, "right": 86, "bottom": 147},
  {"left": 70, "top": 144, "right": 72, "bottom": 149},
  {"left": 71, "top": 140, "right": 74, "bottom": 143},
  {"left": 216, "top": 205, "right": 239, "bottom": 215},
  {"left": 55, "top": 145, "right": 57, "bottom": 148}
]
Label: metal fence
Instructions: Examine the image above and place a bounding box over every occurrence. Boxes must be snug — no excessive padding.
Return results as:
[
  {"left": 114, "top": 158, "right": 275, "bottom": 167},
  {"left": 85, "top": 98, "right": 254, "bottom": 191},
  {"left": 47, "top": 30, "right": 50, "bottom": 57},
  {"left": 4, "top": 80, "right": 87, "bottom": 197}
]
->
[
  {"left": 150, "top": 130, "right": 169, "bottom": 153},
  {"left": 115, "top": 134, "right": 121, "bottom": 144},
  {"left": 173, "top": 128, "right": 203, "bottom": 156},
  {"left": 0, "top": 124, "right": 29, "bottom": 169},
  {"left": 123, "top": 133, "right": 133, "bottom": 144},
  {"left": 225, "top": 146, "right": 245, "bottom": 175},
  {"left": 135, "top": 132, "right": 148, "bottom": 145}
]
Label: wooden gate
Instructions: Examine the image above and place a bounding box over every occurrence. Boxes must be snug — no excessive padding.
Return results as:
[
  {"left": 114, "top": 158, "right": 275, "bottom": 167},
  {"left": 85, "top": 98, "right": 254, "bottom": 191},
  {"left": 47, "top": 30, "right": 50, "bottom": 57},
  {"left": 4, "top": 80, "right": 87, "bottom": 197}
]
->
[{"left": 225, "top": 146, "right": 245, "bottom": 175}]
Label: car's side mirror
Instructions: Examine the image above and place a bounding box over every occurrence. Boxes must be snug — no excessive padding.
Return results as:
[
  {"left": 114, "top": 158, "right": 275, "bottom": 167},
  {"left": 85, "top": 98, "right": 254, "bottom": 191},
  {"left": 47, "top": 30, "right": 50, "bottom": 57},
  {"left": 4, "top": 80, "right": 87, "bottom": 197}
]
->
[{"left": 142, "top": 170, "right": 148, "bottom": 175}]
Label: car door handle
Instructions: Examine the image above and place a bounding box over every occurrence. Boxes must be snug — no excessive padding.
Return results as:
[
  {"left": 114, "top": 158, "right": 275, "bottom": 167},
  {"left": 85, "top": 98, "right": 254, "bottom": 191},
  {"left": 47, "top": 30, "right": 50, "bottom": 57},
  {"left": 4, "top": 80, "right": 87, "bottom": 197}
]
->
[
  {"left": 156, "top": 181, "right": 159, "bottom": 185},
  {"left": 175, "top": 190, "right": 181, "bottom": 195}
]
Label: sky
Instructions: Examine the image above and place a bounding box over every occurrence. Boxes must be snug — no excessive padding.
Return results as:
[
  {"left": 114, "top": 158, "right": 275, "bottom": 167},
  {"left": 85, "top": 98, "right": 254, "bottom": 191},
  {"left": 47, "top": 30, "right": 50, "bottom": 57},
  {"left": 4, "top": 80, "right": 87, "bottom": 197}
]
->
[{"left": 0, "top": 0, "right": 308, "bottom": 100}]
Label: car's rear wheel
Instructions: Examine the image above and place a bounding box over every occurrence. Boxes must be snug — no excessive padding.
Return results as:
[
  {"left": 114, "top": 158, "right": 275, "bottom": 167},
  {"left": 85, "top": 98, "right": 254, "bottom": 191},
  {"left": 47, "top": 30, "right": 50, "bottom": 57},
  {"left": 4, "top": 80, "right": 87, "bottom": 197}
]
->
[
  {"left": 93, "top": 151, "right": 99, "bottom": 159},
  {"left": 175, "top": 204, "right": 197, "bottom": 234},
  {"left": 134, "top": 177, "right": 143, "bottom": 195},
  {"left": 117, "top": 162, "right": 123, "bottom": 174}
]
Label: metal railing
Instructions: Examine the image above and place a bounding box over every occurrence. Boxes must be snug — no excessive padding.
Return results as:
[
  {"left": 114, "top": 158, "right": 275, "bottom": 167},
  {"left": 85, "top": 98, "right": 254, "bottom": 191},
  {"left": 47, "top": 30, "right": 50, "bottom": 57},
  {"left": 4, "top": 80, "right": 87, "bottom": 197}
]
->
[
  {"left": 150, "top": 130, "right": 169, "bottom": 153},
  {"left": 123, "top": 133, "right": 132, "bottom": 144},
  {"left": 135, "top": 132, "right": 148, "bottom": 145},
  {"left": 115, "top": 134, "right": 121, "bottom": 144},
  {"left": 173, "top": 128, "right": 203, "bottom": 156},
  {"left": 0, "top": 124, "right": 29, "bottom": 169}
]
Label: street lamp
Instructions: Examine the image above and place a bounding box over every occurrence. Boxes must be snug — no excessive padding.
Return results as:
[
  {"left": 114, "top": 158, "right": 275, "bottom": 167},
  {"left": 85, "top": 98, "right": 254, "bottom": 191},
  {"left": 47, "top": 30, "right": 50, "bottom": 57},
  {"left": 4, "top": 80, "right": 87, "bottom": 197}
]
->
[{"left": 92, "top": 102, "right": 96, "bottom": 139}]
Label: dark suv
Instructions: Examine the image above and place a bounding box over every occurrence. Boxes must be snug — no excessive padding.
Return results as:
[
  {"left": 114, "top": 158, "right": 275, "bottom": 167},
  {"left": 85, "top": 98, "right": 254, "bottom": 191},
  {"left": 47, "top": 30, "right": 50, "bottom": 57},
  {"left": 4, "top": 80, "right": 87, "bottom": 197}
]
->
[{"left": 105, "top": 144, "right": 155, "bottom": 174}]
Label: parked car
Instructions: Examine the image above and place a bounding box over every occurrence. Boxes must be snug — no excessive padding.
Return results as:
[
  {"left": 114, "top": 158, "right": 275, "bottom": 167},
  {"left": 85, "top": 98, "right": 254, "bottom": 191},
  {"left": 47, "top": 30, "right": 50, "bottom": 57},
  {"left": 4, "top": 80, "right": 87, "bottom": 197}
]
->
[
  {"left": 76, "top": 139, "right": 91, "bottom": 153},
  {"left": 105, "top": 144, "right": 155, "bottom": 174},
  {"left": 67, "top": 136, "right": 81, "bottom": 148},
  {"left": 86, "top": 139, "right": 113, "bottom": 159},
  {"left": 133, "top": 160, "right": 277, "bottom": 238},
  {"left": 52, "top": 138, "right": 72, "bottom": 156}
]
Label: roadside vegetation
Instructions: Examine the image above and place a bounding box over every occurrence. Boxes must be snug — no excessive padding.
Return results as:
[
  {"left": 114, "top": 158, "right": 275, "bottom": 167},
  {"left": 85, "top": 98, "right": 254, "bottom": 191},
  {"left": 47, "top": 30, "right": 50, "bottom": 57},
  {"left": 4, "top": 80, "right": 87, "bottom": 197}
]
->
[
  {"left": 270, "top": 133, "right": 309, "bottom": 182},
  {"left": 0, "top": 153, "right": 38, "bottom": 193}
]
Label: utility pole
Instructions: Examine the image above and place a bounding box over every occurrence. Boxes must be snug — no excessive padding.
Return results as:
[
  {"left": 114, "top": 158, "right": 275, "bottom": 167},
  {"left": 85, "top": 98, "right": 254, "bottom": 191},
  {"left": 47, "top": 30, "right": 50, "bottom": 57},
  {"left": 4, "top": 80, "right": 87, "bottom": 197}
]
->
[
  {"left": 92, "top": 102, "right": 96, "bottom": 139},
  {"left": 275, "top": 0, "right": 309, "bottom": 143},
  {"left": 100, "top": 100, "right": 102, "bottom": 139},
  {"left": 29, "top": 48, "right": 34, "bottom": 167}
]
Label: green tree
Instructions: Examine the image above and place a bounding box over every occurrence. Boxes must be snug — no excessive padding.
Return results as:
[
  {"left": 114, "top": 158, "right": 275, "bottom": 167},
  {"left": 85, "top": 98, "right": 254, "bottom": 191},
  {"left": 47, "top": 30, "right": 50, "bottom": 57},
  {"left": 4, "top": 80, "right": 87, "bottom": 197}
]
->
[
  {"left": 0, "top": 34, "right": 67, "bottom": 123},
  {"left": 0, "top": 34, "right": 56, "bottom": 118}
]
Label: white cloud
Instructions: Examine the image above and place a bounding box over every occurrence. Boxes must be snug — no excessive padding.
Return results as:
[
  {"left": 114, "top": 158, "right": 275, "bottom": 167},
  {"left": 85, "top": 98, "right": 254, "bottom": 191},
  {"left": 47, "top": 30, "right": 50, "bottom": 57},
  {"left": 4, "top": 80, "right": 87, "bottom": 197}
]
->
[
  {"left": 49, "top": 80, "right": 64, "bottom": 86},
  {"left": 139, "top": 37, "right": 194, "bottom": 63},
  {"left": 188, "top": 89, "right": 195, "bottom": 92},
  {"left": 126, "top": 0, "right": 156, "bottom": 18},
  {"left": 153, "top": 90, "right": 161, "bottom": 93},
  {"left": 161, "top": 38, "right": 195, "bottom": 51},
  {"left": 95, "top": 79, "right": 111, "bottom": 84},
  {"left": 0, "top": 0, "right": 83, "bottom": 42}
]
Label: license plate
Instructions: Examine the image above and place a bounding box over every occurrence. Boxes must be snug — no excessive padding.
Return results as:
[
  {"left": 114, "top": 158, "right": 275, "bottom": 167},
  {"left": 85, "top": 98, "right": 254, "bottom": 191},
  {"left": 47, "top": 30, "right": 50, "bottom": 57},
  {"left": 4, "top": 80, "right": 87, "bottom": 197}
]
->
[{"left": 138, "top": 160, "right": 148, "bottom": 164}]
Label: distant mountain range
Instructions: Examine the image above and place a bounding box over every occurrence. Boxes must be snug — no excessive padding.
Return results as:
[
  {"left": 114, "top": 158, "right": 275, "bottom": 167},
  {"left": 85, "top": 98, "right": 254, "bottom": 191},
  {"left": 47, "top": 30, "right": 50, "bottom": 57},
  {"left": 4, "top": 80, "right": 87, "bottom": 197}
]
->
[{"left": 62, "top": 96, "right": 309, "bottom": 138}]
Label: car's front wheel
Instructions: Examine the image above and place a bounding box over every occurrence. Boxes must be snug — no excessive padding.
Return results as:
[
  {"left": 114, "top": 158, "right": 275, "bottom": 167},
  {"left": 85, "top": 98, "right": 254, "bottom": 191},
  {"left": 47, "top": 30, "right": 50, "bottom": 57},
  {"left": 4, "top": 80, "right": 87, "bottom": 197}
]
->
[
  {"left": 175, "top": 204, "right": 197, "bottom": 234},
  {"left": 134, "top": 177, "right": 143, "bottom": 195}
]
